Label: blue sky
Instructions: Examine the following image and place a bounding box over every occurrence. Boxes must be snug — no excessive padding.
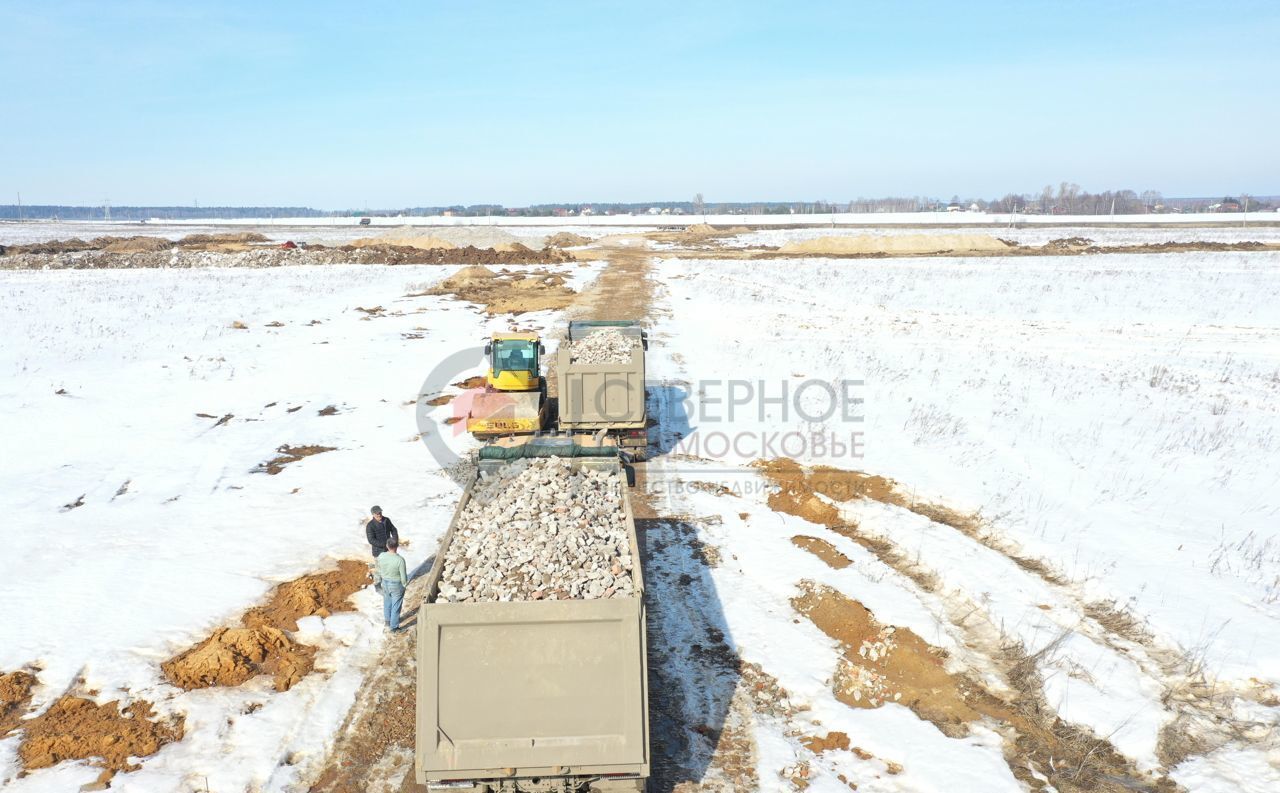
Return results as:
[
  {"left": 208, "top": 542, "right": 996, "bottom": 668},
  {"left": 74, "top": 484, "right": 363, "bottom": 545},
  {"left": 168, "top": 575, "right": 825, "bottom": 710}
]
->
[{"left": 1, "top": 1, "right": 1277, "bottom": 207}]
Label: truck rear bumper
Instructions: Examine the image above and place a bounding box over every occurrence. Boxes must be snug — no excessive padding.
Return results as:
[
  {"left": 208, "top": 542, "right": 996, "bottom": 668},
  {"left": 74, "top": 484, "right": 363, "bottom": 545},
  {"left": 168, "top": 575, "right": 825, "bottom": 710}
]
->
[{"left": 425, "top": 775, "right": 644, "bottom": 793}]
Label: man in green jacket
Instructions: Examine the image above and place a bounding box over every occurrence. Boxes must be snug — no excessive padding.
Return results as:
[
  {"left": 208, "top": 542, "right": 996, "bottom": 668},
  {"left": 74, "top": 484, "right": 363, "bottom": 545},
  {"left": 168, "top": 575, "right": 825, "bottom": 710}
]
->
[{"left": 373, "top": 537, "right": 409, "bottom": 632}]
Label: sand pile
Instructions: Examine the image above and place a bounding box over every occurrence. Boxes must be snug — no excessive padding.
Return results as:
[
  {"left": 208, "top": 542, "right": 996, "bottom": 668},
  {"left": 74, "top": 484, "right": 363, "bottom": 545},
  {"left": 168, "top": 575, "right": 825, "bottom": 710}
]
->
[
  {"left": 162, "top": 560, "right": 367, "bottom": 692},
  {"left": 347, "top": 226, "right": 548, "bottom": 251},
  {"left": 423, "top": 265, "right": 576, "bottom": 314},
  {"left": 437, "top": 457, "right": 634, "bottom": 602},
  {"left": 431, "top": 227, "right": 546, "bottom": 249},
  {"left": 545, "top": 232, "right": 593, "bottom": 247},
  {"left": 779, "top": 233, "right": 1011, "bottom": 255},
  {"left": 17, "top": 696, "right": 183, "bottom": 783}
]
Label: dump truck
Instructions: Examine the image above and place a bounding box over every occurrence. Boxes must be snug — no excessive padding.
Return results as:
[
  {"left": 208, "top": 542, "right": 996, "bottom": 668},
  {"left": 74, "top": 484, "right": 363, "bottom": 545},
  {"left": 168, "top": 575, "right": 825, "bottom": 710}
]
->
[
  {"left": 557, "top": 321, "right": 648, "bottom": 460},
  {"left": 415, "top": 446, "right": 650, "bottom": 793}
]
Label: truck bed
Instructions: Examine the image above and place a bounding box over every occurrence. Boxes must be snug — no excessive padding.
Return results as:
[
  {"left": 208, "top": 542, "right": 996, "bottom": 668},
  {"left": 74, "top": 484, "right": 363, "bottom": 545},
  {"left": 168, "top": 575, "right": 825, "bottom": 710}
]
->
[
  {"left": 415, "top": 458, "right": 649, "bottom": 791},
  {"left": 558, "top": 322, "right": 647, "bottom": 431}
]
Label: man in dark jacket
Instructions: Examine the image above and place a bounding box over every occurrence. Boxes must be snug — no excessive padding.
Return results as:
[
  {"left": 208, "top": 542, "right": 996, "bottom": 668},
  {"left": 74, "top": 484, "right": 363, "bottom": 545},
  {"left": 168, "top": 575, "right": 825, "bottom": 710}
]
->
[{"left": 366, "top": 505, "right": 400, "bottom": 558}]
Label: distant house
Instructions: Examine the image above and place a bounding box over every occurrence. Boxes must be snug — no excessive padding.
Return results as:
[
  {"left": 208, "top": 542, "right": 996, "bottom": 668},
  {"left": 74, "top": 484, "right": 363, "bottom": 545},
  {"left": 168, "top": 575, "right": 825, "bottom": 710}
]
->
[
  {"left": 441, "top": 209, "right": 456, "bottom": 217},
  {"left": 946, "top": 203, "right": 962, "bottom": 212},
  {"left": 1218, "top": 197, "right": 1242, "bottom": 212},
  {"left": 968, "top": 203, "right": 981, "bottom": 212}
]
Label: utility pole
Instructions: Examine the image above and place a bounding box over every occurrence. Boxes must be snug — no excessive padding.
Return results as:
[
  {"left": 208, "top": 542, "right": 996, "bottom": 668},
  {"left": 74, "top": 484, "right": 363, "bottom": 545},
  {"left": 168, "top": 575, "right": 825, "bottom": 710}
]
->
[
  {"left": 1243, "top": 196, "right": 1249, "bottom": 228},
  {"left": 16, "top": 192, "right": 22, "bottom": 222}
]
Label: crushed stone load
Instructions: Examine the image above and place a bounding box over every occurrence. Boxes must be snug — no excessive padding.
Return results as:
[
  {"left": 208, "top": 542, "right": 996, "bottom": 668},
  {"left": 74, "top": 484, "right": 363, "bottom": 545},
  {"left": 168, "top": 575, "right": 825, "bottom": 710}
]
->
[
  {"left": 569, "top": 328, "right": 638, "bottom": 364},
  {"left": 437, "top": 456, "right": 634, "bottom": 603}
]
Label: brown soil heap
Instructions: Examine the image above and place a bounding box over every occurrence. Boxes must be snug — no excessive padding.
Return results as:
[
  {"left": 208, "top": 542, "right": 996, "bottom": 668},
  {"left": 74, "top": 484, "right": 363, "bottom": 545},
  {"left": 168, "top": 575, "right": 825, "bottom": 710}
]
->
[
  {"left": 163, "top": 560, "right": 368, "bottom": 692},
  {"left": 17, "top": 696, "right": 183, "bottom": 782},
  {"left": 790, "top": 535, "right": 852, "bottom": 569},
  {"left": 243, "top": 560, "right": 369, "bottom": 631},
  {"left": 256, "top": 444, "right": 336, "bottom": 475},
  {"left": 545, "top": 231, "right": 593, "bottom": 247},
  {"left": 0, "top": 240, "right": 575, "bottom": 269},
  {"left": 101, "top": 236, "right": 174, "bottom": 253},
  {"left": 0, "top": 670, "right": 37, "bottom": 735},
  {"left": 1, "top": 236, "right": 170, "bottom": 255},
  {"left": 331, "top": 244, "right": 573, "bottom": 266},
  {"left": 162, "top": 626, "right": 315, "bottom": 692},
  {"left": 421, "top": 265, "right": 577, "bottom": 314},
  {"left": 793, "top": 583, "right": 983, "bottom": 730},
  {"left": 800, "top": 731, "right": 851, "bottom": 754},
  {"left": 177, "top": 231, "right": 270, "bottom": 246}
]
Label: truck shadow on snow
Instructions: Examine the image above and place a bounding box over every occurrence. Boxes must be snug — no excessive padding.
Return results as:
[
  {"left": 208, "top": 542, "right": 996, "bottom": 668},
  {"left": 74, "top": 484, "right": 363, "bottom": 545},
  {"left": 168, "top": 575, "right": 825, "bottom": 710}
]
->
[
  {"left": 645, "top": 383, "right": 694, "bottom": 459},
  {"left": 638, "top": 517, "right": 740, "bottom": 792}
]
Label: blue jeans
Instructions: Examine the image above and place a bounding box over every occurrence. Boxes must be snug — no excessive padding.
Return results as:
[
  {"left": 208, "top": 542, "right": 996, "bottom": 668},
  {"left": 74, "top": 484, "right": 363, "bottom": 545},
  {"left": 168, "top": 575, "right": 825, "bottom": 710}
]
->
[{"left": 382, "top": 580, "right": 405, "bottom": 630}]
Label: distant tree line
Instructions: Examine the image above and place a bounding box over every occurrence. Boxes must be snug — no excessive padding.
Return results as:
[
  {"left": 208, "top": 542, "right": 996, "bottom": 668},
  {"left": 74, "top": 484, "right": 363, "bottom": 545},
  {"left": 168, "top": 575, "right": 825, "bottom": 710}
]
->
[
  {"left": 0, "top": 205, "right": 328, "bottom": 221},
  {"left": 2, "top": 188, "right": 1274, "bottom": 221}
]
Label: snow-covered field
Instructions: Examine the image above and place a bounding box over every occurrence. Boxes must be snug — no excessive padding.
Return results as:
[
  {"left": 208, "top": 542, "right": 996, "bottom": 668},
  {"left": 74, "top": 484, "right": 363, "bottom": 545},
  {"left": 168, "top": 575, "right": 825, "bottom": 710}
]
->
[
  {"left": 720, "top": 225, "right": 1280, "bottom": 248},
  {"left": 3, "top": 238, "right": 1279, "bottom": 791},
  {"left": 642, "top": 251, "right": 1280, "bottom": 791},
  {"left": 0, "top": 262, "right": 601, "bottom": 791}
]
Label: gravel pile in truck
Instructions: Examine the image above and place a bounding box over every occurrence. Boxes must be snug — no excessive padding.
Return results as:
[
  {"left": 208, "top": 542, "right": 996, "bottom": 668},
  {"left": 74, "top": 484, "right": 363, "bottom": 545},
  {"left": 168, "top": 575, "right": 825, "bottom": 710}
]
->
[
  {"left": 437, "top": 456, "right": 635, "bottom": 602},
  {"left": 569, "top": 327, "right": 638, "bottom": 364}
]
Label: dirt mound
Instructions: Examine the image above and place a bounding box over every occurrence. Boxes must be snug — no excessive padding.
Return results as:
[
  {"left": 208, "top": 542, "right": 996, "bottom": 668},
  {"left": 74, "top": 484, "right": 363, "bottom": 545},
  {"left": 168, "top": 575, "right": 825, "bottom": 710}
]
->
[
  {"left": 685, "top": 223, "right": 717, "bottom": 234},
  {"left": 779, "top": 233, "right": 1011, "bottom": 256},
  {"left": 1, "top": 236, "right": 159, "bottom": 255},
  {"left": 349, "top": 234, "right": 457, "bottom": 250},
  {"left": 177, "top": 232, "right": 269, "bottom": 246},
  {"left": 800, "top": 731, "right": 851, "bottom": 754},
  {"left": 163, "top": 560, "right": 367, "bottom": 692},
  {"left": 102, "top": 236, "right": 173, "bottom": 253},
  {"left": 162, "top": 625, "right": 315, "bottom": 692},
  {"left": 790, "top": 536, "right": 852, "bottom": 569},
  {"left": 422, "top": 265, "right": 576, "bottom": 314},
  {"left": 794, "top": 583, "right": 984, "bottom": 730},
  {"left": 1044, "top": 236, "right": 1094, "bottom": 251},
  {"left": 334, "top": 244, "right": 573, "bottom": 266},
  {"left": 545, "top": 232, "right": 592, "bottom": 247},
  {"left": 255, "top": 444, "right": 336, "bottom": 475},
  {"left": 242, "top": 560, "right": 369, "bottom": 631},
  {"left": 0, "top": 670, "right": 37, "bottom": 735},
  {"left": 1088, "top": 240, "right": 1269, "bottom": 254},
  {"left": 17, "top": 696, "right": 183, "bottom": 783},
  {"left": 0, "top": 243, "right": 577, "bottom": 269}
]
